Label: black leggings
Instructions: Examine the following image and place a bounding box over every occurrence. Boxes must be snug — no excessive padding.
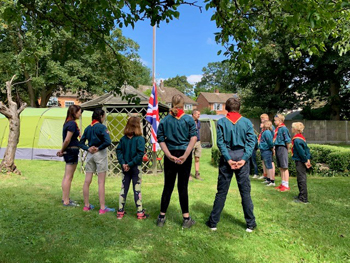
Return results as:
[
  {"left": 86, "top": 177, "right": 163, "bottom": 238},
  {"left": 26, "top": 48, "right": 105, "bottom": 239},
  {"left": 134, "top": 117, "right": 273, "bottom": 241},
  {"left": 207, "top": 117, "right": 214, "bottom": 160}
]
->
[{"left": 160, "top": 150, "right": 192, "bottom": 214}]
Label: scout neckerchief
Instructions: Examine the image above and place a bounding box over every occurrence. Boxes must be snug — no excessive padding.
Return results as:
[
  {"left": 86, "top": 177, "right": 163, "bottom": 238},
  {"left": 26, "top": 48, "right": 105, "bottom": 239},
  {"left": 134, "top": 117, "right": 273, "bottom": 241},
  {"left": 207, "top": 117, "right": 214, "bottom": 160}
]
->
[
  {"left": 91, "top": 119, "right": 99, "bottom": 126},
  {"left": 258, "top": 129, "right": 265, "bottom": 144},
  {"left": 174, "top": 109, "right": 185, "bottom": 119},
  {"left": 291, "top": 133, "right": 306, "bottom": 156},
  {"left": 226, "top": 112, "right": 242, "bottom": 125},
  {"left": 273, "top": 123, "right": 286, "bottom": 142}
]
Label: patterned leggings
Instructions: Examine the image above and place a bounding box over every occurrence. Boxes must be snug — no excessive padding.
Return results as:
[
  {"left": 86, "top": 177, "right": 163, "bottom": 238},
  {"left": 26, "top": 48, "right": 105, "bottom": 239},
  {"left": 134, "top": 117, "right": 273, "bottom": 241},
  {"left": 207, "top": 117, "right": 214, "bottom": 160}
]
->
[{"left": 119, "top": 166, "right": 143, "bottom": 212}]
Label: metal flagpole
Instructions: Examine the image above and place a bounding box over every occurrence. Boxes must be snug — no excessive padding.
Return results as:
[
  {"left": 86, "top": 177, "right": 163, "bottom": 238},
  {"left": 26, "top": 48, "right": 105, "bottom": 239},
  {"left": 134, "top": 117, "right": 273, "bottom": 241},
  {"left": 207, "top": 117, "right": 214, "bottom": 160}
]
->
[{"left": 152, "top": 25, "right": 157, "bottom": 174}]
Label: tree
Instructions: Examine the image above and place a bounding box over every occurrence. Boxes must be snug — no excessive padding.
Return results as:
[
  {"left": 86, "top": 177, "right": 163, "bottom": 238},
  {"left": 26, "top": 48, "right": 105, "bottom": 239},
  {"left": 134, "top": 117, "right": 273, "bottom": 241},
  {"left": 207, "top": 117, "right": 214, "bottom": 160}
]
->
[
  {"left": 0, "top": 76, "right": 27, "bottom": 174},
  {"left": 195, "top": 61, "right": 236, "bottom": 96},
  {"left": 163, "top": 75, "right": 193, "bottom": 95},
  {"left": 0, "top": 0, "right": 199, "bottom": 173},
  {"left": 206, "top": 0, "right": 350, "bottom": 70}
]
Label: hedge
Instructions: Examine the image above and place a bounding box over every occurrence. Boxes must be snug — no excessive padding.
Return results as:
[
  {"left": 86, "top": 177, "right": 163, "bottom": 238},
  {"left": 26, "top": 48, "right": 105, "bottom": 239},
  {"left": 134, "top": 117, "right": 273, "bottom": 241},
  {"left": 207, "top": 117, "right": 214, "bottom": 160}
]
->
[{"left": 211, "top": 144, "right": 350, "bottom": 176}]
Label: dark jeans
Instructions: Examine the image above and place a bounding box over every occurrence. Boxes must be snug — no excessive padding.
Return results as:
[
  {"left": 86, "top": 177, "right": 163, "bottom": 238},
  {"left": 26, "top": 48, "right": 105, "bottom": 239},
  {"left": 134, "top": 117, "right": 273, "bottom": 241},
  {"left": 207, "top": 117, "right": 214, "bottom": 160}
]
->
[
  {"left": 160, "top": 150, "right": 192, "bottom": 214},
  {"left": 250, "top": 149, "right": 259, "bottom": 175},
  {"left": 208, "top": 149, "right": 256, "bottom": 228},
  {"left": 295, "top": 161, "right": 308, "bottom": 202}
]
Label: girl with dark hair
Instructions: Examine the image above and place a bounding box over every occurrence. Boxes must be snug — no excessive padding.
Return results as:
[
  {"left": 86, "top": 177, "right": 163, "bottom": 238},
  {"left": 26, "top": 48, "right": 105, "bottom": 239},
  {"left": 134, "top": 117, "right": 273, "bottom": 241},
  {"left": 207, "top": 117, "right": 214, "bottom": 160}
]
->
[
  {"left": 116, "top": 116, "right": 148, "bottom": 220},
  {"left": 79, "top": 108, "right": 114, "bottom": 214},
  {"left": 57, "top": 105, "right": 82, "bottom": 207}
]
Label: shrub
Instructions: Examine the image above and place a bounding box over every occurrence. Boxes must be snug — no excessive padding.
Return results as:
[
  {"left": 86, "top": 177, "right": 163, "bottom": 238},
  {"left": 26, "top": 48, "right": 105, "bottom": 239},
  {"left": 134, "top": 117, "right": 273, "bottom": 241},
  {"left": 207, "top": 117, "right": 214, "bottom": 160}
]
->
[
  {"left": 211, "top": 147, "right": 221, "bottom": 167},
  {"left": 327, "top": 151, "right": 350, "bottom": 174}
]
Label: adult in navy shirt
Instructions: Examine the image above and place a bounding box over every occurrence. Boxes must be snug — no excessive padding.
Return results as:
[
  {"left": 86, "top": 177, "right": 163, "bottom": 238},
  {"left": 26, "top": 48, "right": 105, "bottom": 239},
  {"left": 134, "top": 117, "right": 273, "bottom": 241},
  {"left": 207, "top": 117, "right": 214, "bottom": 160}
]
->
[{"left": 57, "top": 105, "right": 82, "bottom": 207}]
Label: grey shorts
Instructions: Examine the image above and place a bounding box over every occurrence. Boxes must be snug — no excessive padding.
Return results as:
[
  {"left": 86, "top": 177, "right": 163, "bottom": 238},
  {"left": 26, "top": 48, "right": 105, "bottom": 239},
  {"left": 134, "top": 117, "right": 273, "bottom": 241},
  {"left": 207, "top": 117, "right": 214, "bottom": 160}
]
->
[
  {"left": 85, "top": 148, "right": 108, "bottom": 173},
  {"left": 275, "top": 146, "right": 289, "bottom": 169}
]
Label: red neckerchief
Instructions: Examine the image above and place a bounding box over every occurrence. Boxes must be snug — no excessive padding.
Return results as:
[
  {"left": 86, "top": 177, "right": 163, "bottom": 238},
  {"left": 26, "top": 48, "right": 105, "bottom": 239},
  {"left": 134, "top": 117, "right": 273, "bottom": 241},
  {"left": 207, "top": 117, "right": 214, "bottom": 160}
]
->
[
  {"left": 226, "top": 112, "right": 242, "bottom": 125},
  {"left": 175, "top": 109, "right": 185, "bottom": 119},
  {"left": 91, "top": 120, "right": 99, "bottom": 126},
  {"left": 291, "top": 133, "right": 306, "bottom": 155},
  {"left": 258, "top": 129, "right": 265, "bottom": 144},
  {"left": 273, "top": 123, "right": 286, "bottom": 142}
]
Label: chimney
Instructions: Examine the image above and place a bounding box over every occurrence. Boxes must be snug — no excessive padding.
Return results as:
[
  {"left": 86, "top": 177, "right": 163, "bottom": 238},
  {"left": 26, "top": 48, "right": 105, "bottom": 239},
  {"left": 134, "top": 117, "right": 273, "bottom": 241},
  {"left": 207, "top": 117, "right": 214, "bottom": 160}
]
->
[
  {"left": 160, "top": 80, "right": 164, "bottom": 89},
  {"left": 214, "top": 89, "right": 219, "bottom": 93}
]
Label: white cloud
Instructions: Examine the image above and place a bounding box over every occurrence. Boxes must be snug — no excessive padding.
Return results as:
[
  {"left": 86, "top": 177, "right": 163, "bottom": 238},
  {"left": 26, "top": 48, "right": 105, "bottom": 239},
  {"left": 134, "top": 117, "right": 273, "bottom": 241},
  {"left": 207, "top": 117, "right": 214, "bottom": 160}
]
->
[
  {"left": 187, "top": 75, "right": 203, "bottom": 85},
  {"left": 139, "top": 58, "right": 149, "bottom": 66},
  {"left": 206, "top": 37, "right": 215, "bottom": 45}
]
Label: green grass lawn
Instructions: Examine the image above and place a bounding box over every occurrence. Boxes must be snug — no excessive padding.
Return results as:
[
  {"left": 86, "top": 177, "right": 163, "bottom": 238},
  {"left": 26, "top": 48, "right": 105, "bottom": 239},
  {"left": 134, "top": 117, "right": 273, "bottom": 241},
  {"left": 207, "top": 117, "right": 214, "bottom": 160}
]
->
[{"left": 0, "top": 149, "right": 349, "bottom": 263}]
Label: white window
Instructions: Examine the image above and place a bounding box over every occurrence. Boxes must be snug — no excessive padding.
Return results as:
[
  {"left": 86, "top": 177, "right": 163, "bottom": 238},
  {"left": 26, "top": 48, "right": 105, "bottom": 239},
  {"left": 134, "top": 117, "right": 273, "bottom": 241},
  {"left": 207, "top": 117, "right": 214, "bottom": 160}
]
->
[
  {"left": 213, "top": 103, "right": 223, "bottom": 110},
  {"left": 184, "top": 104, "right": 193, "bottom": 110},
  {"left": 65, "top": 101, "right": 75, "bottom": 107}
]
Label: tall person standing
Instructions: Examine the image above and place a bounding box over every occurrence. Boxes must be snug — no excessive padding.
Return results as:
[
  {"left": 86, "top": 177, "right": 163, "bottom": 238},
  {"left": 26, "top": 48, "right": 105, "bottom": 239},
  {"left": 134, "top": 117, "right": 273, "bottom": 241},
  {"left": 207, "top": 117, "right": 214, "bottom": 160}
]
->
[
  {"left": 156, "top": 95, "right": 197, "bottom": 228},
  {"left": 190, "top": 109, "right": 203, "bottom": 181},
  {"left": 206, "top": 97, "right": 257, "bottom": 232},
  {"left": 57, "top": 105, "right": 82, "bottom": 207}
]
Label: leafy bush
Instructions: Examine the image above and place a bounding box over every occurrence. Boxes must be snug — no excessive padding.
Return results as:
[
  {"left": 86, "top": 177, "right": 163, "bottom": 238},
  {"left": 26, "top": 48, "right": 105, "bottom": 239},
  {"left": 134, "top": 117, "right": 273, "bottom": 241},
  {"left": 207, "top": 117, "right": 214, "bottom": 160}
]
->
[
  {"left": 327, "top": 151, "right": 350, "bottom": 173},
  {"left": 211, "top": 147, "right": 221, "bottom": 167}
]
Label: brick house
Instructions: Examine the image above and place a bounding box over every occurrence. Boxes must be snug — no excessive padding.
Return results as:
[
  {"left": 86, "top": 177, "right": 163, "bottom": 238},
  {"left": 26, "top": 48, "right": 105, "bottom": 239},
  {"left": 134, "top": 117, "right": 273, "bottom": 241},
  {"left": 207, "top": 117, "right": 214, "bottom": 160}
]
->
[
  {"left": 44, "top": 89, "right": 97, "bottom": 107},
  {"left": 196, "top": 91, "right": 237, "bottom": 115},
  {"left": 139, "top": 82, "right": 197, "bottom": 111}
]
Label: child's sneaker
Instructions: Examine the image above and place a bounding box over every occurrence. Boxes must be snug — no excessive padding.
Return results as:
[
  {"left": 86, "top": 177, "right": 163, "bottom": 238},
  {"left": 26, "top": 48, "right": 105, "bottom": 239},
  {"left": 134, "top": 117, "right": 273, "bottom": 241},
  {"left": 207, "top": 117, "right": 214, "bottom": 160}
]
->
[
  {"left": 275, "top": 184, "right": 283, "bottom": 190},
  {"left": 156, "top": 216, "right": 166, "bottom": 227},
  {"left": 266, "top": 182, "right": 275, "bottom": 187},
  {"left": 252, "top": 174, "right": 259, "bottom": 179},
  {"left": 62, "top": 199, "right": 79, "bottom": 207},
  {"left": 99, "top": 207, "right": 116, "bottom": 214},
  {"left": 117, "top": 210, "right": 126, "bottom": 219},
  {"left": 261, "top": 180, "right": 269, "bottom": 184},
  {"left": 258, "top": 176, "right": 265, "bottom": 180},
  {"left": 137, "top": 210, "right": 149, "bottom": 220},
  {"left": 279, "top": 186, "right": 290, "bottom": 192},
  {"left": 246, "top": 225, "right": 256, "bottom": 233},
  {"left": 83, "top": 204, "right": 94, "bottom": 211},
  {"left": 205, "top": 221, "right": 217, "bottom": 231},
  {"left": 182, "top": 217, "right": 196, "bottom": 228}
]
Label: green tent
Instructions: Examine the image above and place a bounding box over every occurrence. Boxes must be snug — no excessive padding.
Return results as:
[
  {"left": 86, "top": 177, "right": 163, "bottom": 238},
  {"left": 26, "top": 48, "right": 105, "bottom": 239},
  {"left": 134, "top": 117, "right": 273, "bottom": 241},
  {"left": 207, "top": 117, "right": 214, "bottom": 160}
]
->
[
  {"left": 0, "top": 108, "right": 91, "bottom": 160},
  {"left": 0, "top": 107, "right": 130, "bottom": 161}
]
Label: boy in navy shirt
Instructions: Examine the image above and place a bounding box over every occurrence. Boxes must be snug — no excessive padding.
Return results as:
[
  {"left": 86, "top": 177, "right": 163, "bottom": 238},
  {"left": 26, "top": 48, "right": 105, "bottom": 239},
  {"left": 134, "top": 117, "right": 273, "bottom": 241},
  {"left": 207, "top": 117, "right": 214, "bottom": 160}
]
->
[
  {"left": 291, "top": 122, "right": 311, "bottom": 203},
  {"left": 206, "top": 97, "right": 257, "bottom": 232}
]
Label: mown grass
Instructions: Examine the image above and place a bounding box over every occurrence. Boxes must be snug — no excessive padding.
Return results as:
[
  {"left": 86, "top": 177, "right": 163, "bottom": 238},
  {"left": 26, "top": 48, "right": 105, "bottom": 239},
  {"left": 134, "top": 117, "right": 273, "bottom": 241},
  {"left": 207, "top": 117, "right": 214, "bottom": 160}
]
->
[{"left": 0, "top": 149, "right": 349, "bottom": 263}]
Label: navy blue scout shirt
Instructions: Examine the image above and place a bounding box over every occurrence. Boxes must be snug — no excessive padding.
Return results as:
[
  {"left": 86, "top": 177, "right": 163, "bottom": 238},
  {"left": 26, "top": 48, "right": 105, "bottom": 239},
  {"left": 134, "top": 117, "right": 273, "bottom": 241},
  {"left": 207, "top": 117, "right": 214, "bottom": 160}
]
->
[
  {"left": 63, "top": 120, "right": 80, "bottom": 147},
  {"left": 258, "top": 130, "right": 274, "bottom": 151},
  {"left": 116, "top": 135, "right": 145, "bottom": 167},
  {"left": 79, "top": 123, "right": 111, "bottom": 151},
  {"left": 274, "top": 126, "right": 291, "bottom": 146},
  {"left": 195, "top": 120, "right": 201, "bottom": 141},
  {"left": 217, "top": 117, "right": 256, "bottom": 162},
  {"left": 157, "top": 114, "right": 197, "bottom": 151},
  {"left": 292, "top": 139, "right": 311, "bottom": 163}
]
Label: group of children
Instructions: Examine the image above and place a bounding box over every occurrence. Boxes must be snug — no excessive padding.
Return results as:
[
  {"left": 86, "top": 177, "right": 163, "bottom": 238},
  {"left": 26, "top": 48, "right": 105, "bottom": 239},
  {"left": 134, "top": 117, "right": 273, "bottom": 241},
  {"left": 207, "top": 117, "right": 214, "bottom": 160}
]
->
[
  {"left": 59, "top": 96, "right": 311, "bottom": 233},
  {"left": 251, "top": 113, "right": 311, "bottom": 203}
]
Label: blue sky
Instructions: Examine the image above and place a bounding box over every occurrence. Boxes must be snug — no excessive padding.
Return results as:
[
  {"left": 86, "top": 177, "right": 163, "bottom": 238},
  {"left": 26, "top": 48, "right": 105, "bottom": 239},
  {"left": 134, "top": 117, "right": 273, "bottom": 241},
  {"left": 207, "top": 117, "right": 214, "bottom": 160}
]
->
[{"left": 121, "top": 1, "right": 225, "bottom": 85}]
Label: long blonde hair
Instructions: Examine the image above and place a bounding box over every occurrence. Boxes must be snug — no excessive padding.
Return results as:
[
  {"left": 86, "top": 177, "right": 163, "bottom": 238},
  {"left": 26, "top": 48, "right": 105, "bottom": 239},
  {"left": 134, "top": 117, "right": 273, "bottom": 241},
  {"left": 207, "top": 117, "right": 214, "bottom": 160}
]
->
[{"left": 170, "top": 94, "right": 184, "bottom": 116}]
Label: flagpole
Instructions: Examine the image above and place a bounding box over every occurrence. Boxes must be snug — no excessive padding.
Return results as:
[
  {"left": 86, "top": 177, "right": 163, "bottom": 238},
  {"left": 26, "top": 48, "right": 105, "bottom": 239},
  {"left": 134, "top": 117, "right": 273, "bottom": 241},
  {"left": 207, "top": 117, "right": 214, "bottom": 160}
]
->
[{"left": 152, "top": 25, "right": 157, "bottom": 174}]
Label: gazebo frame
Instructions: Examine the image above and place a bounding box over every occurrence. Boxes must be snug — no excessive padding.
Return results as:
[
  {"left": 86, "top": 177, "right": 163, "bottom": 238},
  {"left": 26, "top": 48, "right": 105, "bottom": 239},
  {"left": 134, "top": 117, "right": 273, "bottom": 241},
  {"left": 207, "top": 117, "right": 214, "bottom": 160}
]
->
[{"left": 79, "top": 85, "right": 169, "bottom": 176}]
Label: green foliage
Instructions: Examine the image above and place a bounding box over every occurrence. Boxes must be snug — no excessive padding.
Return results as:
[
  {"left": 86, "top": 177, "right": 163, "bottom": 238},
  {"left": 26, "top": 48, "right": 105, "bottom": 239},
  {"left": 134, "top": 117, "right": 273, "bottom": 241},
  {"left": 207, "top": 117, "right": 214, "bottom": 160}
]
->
[
  {"left": 195, "top": 61, "right": 236, "bottom": 96},
  {"left": 211, "top": 146, "right": 220, "bottom": 167},
  {"left": 163, "top": 75, "right": 193, "bottom": 95},
  {"left": 201, "top": 107, "right": 216, "bottom": 115},
  {"left": 327, "top": 152, "right": 350, "bottom": 173}
]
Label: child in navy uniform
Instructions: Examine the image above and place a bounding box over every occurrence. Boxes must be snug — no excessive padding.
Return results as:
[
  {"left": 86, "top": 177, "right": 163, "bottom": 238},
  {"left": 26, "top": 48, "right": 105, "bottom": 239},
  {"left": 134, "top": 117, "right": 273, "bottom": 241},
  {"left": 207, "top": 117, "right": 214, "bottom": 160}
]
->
[
  {"left": 206, "top": 97, "right": 257, "bottom": 232},
  {"left": 291, "top": 122, "right": 311, "bottom": 203},
  {"left": 258, "top": 121, "right": 275, "bottom": 186},
  {"left": 116, "top": 116, "right": 148, "bottom": 219},
  {"left": 156, "top": 95, "right": 197, "bottom": 228},
  {"left": 79, "top": 108, "right": 114, "bottom": 214},
  {"left": 273, "top": 114, "right": 291, "bottom": 192}
]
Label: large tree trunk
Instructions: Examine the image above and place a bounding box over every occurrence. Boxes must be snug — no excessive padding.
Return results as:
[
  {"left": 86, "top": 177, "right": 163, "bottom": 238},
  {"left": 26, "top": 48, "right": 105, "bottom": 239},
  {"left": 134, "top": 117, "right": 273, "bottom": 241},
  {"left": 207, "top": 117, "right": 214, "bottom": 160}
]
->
[
  {"left": 40, "top": 85, "right": 56, "bottom": 108},
  {"left": 0, "top": 76, "right": 27, "bottom": 174},
  {"left": 329, "top": 81, "right": 341, "bottom": 120}
]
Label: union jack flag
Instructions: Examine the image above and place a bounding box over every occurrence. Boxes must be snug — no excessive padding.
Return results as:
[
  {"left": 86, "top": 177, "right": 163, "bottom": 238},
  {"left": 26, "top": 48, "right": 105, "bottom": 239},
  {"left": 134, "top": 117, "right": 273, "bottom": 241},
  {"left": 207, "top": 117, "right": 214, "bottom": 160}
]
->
[{"left": 146, "top": 82, "right": 160, "bottom": 152}]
